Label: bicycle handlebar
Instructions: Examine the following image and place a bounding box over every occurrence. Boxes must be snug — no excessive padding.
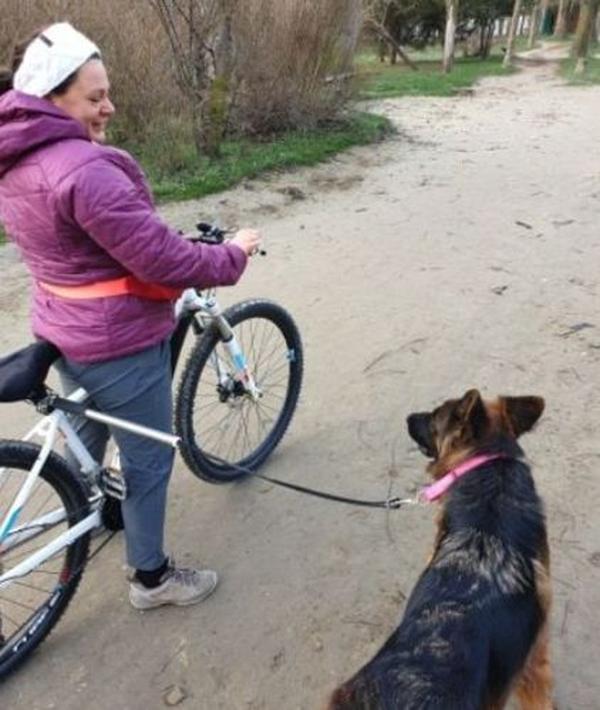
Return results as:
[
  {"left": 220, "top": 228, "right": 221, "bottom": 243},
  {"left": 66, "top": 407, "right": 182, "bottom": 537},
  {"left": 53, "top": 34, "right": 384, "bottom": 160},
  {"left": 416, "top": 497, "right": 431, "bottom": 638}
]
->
[
  {"left": 191, "top": 222, "right": 266, "bottom": 256},
  {"left": 195, "top": 222, "right": 227, "bottom": 244}
]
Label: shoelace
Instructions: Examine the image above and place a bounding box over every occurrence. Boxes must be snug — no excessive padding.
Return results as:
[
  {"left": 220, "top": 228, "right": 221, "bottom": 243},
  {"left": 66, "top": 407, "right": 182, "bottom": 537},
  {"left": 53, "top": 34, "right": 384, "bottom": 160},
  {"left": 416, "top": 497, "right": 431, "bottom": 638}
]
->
[{"left": 162, "top": 565, "right": 202, "bottom": 587}]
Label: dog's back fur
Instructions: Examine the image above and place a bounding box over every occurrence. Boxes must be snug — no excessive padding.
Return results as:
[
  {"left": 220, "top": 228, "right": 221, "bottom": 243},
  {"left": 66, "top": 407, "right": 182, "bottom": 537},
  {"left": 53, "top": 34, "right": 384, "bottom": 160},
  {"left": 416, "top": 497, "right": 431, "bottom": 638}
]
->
[{"left": 329, "top": 391, "right": 552, "bottom": 710}]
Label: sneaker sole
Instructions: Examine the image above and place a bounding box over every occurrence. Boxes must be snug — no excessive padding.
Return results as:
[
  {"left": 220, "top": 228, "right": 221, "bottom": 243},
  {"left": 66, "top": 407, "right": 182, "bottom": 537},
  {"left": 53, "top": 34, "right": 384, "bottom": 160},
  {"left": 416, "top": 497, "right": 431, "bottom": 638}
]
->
[{"left": 129, "top": 579, "right": 218, "bottom": 610}]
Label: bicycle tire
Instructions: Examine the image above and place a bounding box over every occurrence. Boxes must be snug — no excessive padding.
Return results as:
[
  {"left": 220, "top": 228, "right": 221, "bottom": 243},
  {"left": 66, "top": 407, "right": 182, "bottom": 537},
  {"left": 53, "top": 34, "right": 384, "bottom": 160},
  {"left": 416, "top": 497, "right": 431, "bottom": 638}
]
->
[
  {"left": 0, "top": 441, "right": 90, "bottom": 679},
  {"left": 175, "top": 299, "right": 303, "bottom": 482}
]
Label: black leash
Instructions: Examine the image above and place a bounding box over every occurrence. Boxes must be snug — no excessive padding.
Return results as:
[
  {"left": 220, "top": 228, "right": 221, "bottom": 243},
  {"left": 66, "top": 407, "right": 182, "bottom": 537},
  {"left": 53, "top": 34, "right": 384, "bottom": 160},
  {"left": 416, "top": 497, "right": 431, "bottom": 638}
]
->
[{"left": 202, "top": 453, "right": 420, "bottom": 510}]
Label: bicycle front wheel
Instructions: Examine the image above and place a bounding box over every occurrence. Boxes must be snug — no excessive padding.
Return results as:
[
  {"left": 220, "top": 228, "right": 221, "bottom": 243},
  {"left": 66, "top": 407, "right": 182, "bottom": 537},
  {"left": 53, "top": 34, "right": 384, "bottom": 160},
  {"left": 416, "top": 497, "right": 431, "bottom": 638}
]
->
[
  {"left": 175, "top": 299, "right": 303, "bottom": 482},
  {"left": 0, "top": 441, "right": 90, "bottom": 679}
]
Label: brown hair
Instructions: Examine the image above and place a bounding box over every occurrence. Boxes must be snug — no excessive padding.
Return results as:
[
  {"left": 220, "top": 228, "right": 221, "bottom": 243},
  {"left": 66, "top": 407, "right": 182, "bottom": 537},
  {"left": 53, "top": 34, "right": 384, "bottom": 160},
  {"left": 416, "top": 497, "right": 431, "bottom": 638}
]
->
[{"left": 0, "top": 27, "right": 100, "bottom": 97}]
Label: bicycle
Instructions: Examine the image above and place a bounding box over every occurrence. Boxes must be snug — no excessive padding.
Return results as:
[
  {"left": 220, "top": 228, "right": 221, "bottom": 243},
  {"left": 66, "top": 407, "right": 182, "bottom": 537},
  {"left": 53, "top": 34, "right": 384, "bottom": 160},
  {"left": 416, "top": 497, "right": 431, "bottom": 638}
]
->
[{"left": 0, "top": 223, "right": 303, "bottom": 678}]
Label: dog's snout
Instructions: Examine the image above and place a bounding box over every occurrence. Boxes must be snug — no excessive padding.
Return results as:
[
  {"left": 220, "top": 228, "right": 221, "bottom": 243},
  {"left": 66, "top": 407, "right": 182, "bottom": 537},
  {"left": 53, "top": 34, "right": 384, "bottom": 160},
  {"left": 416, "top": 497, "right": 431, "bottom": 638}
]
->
[{"left": 407, "top": 413, "right": 435, "bottom": 458}]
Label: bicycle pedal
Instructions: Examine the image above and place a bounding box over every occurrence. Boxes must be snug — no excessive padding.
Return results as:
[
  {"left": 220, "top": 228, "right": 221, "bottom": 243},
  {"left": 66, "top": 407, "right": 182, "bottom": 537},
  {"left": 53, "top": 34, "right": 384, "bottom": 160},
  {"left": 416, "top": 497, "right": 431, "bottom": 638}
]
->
[{"left": 99, "top": 467, "right": 127, "bottom": 501}]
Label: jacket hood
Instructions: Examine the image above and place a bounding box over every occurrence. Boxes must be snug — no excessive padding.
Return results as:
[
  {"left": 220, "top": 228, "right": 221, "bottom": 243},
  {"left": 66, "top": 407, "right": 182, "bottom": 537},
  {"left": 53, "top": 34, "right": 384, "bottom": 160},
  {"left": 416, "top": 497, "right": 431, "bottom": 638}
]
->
[{"left": 0, "top": 90, "right": 88, "bottom": 177}]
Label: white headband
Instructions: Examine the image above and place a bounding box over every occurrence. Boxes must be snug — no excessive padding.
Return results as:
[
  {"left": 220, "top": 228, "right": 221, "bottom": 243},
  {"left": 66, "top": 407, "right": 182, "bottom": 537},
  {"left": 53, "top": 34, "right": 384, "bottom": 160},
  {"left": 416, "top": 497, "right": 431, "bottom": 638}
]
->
[{"left": 13, "top": 22, "right": 100, "bottom": 97}]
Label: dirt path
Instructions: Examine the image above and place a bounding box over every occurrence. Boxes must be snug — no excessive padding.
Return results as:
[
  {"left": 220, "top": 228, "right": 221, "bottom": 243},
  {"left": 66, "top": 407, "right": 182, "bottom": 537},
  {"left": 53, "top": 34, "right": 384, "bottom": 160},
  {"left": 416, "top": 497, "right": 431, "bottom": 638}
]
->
[{"left": 1, "top": 51, "right": 600, "bottom": 709}]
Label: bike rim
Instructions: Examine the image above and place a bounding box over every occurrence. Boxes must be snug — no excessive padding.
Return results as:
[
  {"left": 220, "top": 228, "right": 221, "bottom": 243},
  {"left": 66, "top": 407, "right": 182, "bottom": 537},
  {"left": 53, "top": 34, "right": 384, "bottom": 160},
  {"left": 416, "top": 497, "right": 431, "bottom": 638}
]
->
[
  {"left": 0, "top": 465, "right": 75, "bottom": 656},
  {"left": 192, "top": 316, "right": 296, "bottom": 466}
]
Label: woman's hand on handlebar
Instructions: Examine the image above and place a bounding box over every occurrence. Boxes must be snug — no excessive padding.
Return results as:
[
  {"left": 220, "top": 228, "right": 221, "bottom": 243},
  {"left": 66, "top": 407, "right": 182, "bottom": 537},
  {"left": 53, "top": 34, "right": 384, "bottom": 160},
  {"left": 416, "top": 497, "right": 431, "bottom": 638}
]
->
[{"left": 230, "top": 228, "right": 262, "bottom": 256}]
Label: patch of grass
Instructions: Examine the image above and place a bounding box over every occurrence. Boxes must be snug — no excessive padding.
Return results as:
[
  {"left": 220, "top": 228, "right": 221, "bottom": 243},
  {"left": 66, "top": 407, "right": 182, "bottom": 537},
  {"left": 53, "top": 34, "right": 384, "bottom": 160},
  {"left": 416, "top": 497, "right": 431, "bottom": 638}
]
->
[
  {"left": 131, "top": 112, "right": 392, "bottom": 203},
  {"left": 544, "top": 33, "right": 575, "bottom": 43},
  {"left": 357, "top": 54, "right": 514, "bottom": 100},
  {"left": 0, "top": 113, "right": 391, "bottom": 225},
  {"left": 560, "top": 56, "right": 600, "bottom": 84}
]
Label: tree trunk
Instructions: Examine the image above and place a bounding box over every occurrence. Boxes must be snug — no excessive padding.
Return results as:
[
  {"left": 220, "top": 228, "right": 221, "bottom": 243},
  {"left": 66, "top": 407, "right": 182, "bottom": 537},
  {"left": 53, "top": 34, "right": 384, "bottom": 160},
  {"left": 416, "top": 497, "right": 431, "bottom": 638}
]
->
[
  {"left": 443, "top": 0, "right": 459, "bottom": 73},
  {"left": 554, "top": 0, "right": 568, "bottom": 37},
  {"left": 528, "top": 0, "right": 541, "bottom": 48},
  {"left": 365, "top": 18, "right": 419, "bottom": 70},
  {"left": 538, "top": 0, "right": 552, "bottom": 34},
  {"left": 591, "top": 1, "right": 600, "bottom": 43},
  {"left": 338, "top": 0, "right": 363, "bottom": 71},
  {"left": 480, "top": 22, "right": 494, "bottom": 57},
  {"left": 503, "top": 0, "right": 524, "bottom": 67},
  {"left": 573, "top": 0, "right": 600, "bottom": 73}
]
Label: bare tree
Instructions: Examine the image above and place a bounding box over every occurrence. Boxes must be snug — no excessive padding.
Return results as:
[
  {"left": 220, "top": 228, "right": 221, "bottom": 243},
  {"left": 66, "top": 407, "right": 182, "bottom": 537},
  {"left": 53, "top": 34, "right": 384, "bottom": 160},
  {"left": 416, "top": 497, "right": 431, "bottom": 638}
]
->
[
  {"left": 503, "top": 0, "right": 524, "bottom": 67},
  {"left": 363, "top": 0, "right": 419, "bottom": 70},
  {"left": 442, "top": 0, "right": 459, "bottom": 73},
  {"left": 148, "top": 0, "right": 237, "bottom": 158},
  {"left": 231, "top": 0, "right": 364, "bottom": 134},
  {"left": 573, "top": 0, "right": 600, "bottom": 73}
]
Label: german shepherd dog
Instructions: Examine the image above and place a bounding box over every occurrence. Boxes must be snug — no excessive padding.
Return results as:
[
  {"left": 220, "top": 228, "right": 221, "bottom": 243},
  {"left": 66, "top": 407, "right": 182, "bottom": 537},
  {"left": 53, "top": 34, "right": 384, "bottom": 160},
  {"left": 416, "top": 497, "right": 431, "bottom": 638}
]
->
[{"left": 329, "top": 390, "right": 552, "bottom": 709}]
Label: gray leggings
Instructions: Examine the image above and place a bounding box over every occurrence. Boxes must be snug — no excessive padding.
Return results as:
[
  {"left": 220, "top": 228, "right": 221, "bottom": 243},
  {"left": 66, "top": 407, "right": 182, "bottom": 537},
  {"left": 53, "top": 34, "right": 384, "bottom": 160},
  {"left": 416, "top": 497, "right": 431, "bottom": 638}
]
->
[{"left": 56, "top": 341, "right": 174, "bottom": 571}]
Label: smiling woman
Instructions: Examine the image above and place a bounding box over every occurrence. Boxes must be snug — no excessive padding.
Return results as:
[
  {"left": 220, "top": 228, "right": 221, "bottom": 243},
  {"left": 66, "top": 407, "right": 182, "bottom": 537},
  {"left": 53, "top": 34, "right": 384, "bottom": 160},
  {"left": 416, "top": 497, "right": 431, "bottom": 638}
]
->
[
  {"left": 49, "top": 60, "right": 115, "bottom": 143},
  {"left": 0, "top": 21, "right": 262, "bottom": 611}
]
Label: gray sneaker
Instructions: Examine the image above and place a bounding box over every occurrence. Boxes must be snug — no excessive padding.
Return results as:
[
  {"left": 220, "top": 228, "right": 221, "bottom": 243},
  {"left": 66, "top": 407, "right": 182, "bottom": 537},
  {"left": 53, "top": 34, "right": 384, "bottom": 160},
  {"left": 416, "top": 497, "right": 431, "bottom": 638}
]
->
[{"left": 129, "top": 563, "right": 218, "bottom": 610}]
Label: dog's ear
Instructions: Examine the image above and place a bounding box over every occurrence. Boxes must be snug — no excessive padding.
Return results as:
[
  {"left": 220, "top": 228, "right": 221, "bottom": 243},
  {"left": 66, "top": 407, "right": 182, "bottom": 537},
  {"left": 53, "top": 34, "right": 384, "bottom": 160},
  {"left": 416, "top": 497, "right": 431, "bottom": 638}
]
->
[
  {"left": 455, "top": 389, "right": 487, "bottom": 437},
  {"left": 502, "top": 396, "right": 545, "bottom": 437}
]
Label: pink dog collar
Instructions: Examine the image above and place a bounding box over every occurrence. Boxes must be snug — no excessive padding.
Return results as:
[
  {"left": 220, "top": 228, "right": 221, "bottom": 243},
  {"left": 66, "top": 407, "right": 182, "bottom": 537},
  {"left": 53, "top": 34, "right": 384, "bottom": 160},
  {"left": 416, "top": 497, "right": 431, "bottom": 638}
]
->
[{"left": 421, "top": 453, "right": 506, "bottom": 503}]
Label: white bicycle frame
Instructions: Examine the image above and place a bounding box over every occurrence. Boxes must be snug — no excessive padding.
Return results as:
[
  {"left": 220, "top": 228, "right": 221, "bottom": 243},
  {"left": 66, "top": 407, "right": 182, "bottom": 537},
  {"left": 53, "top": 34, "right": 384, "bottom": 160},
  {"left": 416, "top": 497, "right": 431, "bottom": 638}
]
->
[{"left": 0, "top": 287, "right": 260, "bottom": 590}]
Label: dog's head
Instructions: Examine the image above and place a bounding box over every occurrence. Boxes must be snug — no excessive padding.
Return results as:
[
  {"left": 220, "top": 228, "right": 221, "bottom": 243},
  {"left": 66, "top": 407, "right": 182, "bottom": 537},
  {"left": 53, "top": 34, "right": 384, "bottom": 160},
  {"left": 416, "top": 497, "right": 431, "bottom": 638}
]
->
[{"left": 407, "top": 389, "right": 544, "bottom": 467}]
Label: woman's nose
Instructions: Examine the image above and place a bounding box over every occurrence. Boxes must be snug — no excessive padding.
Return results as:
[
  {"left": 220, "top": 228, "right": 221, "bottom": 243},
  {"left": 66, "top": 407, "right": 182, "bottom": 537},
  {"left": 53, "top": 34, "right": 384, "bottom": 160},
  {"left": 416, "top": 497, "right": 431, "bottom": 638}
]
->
[{"left": 102, "top": 97, "right": 115, "bottom": 115}]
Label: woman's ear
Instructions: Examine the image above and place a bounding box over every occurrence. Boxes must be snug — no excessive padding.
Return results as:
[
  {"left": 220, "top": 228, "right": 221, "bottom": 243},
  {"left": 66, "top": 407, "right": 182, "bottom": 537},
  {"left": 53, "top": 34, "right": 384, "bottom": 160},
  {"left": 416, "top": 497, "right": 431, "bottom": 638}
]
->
[{"left": 502, "top": 396, "right": 545, "bottom": 437}]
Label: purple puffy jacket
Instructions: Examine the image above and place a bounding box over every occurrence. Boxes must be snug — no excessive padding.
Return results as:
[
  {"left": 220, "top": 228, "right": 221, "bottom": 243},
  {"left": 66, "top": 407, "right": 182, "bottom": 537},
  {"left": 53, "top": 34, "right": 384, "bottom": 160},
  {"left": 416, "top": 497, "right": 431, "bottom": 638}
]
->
[{"left": 0, "top": 91, "right": 247, "bottom": 362}]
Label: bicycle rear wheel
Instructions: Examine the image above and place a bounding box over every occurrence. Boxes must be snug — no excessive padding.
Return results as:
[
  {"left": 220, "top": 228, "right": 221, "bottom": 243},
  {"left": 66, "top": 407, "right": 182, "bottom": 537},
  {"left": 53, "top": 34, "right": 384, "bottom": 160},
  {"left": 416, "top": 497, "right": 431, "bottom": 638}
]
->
[
  {"left": 175, "top": 299, "right": 303, "bottom": 482},
  {"left": 0, "top": 441, "right": 90, "bottom": 679}
]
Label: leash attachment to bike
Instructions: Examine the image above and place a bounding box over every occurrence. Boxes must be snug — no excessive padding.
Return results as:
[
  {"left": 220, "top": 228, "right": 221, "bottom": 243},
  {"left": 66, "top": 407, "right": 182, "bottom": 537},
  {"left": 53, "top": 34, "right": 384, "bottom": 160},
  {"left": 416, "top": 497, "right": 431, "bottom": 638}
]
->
[{"left": 202, "top": 452, "right": 421, "bottom": 511}]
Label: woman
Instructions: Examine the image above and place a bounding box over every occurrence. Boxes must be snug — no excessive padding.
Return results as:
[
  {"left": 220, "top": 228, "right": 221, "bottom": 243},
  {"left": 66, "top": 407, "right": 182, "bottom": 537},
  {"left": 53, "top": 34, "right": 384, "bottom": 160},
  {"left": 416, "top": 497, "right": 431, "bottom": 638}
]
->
[{"left": 0, "top": 22, "right": 261, "bottom": 609}]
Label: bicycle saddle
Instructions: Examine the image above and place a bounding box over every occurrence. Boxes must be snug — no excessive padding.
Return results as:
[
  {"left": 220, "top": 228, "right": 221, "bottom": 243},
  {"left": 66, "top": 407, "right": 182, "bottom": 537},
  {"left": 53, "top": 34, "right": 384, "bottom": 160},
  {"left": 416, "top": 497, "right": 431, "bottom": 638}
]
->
[{"left": 0, "top": 341, "right": 60, "bottom": 402}]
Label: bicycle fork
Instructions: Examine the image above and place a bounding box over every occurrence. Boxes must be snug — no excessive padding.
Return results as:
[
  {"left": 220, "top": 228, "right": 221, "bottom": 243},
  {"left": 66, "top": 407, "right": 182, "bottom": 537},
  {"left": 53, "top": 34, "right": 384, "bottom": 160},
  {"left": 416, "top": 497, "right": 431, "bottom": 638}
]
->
[{"left": 204, "top": 298, "right": 261, "bottom": 401}]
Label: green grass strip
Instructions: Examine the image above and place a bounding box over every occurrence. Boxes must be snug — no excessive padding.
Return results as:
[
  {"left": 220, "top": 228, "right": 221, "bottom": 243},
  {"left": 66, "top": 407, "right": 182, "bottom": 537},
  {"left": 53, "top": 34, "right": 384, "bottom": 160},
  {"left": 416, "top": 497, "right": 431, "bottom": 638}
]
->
[
  {"left": 358, "top": 55, "right": 515, "bottom": 100},
  {"left": 143, "top": 112, "right": 392, "bottom": 203},
  {"left": 560, "top": 55, "right": 600, "bottom": 85}
]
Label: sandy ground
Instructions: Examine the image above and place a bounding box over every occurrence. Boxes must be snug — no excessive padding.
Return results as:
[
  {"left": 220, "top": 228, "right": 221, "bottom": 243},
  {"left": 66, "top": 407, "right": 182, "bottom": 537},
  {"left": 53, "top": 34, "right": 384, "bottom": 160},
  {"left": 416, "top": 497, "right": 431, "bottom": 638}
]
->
[{"left": 1, "top": 46, "right": 600, "bottom": 709}]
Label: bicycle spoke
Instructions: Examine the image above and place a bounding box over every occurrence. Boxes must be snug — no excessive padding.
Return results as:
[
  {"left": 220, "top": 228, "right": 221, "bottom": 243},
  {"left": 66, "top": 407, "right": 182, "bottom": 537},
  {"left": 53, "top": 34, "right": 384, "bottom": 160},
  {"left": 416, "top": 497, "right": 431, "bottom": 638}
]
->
[
  {"left": 252, "top": 325, "right": 280, "bottom": 376},
  {"left": 5, "top": 578, "right": 54, "bottom": 595},
  {"left": 259, "top": 359, "right": 290, "bottom": 385},
  {"left": 223, "top": 411, "right": 245, "bottom": 462},
  {"left": 239, "top": 406, "right": 253, "bottom": 460},
  {"left": 254, "top": 398, "right": 282, "bottom": 416},
  {"left": 2, "top": 535, "right": 66, "bottom": 567},
  {"left": 26, "top": 477, "right": 57, "bottom": 520},
  {"left": 250, "top": 321, "right": 273, "bottom": 374},
  {"left": 0, "top": 605, "right": 21, "bottom": 633},
  {"left": 254, "top": 336, "right": 282, "bottom": 377},
  {"left": 0, "top": 595, "right": 43, "bottom": 614}
]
